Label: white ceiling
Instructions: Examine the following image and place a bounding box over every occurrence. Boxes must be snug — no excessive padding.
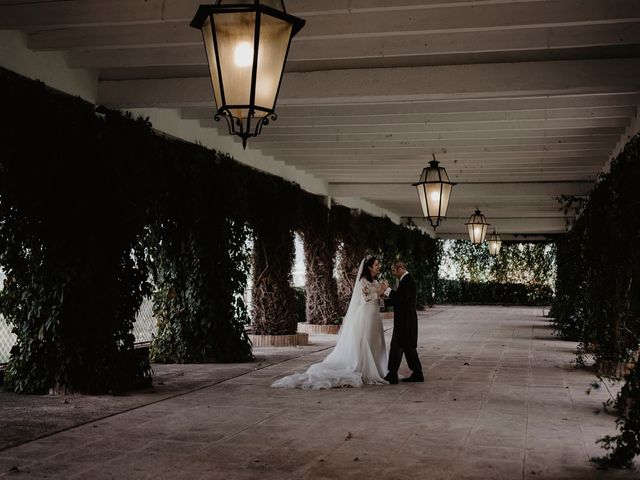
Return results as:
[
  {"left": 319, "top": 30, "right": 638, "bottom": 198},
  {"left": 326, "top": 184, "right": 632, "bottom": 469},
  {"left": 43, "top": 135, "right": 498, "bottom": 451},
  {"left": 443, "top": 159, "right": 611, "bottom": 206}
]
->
[{"left": 2, "top": 0, "right": 639, "bottom": 239}]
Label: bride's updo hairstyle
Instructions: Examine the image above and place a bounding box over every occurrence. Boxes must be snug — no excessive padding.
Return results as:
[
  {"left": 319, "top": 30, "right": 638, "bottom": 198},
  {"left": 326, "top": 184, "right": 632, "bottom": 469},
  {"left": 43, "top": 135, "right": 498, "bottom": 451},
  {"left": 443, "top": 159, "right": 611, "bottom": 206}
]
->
[{"left": 360, "top": 256, "right": 378, "bottom": 282}]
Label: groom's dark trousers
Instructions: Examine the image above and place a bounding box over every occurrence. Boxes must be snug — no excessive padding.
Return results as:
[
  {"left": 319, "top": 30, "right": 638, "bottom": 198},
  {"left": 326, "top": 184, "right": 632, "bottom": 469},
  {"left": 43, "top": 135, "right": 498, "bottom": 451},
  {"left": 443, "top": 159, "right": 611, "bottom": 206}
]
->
[{"left": 386, "top": 274, "right": 423, "bottom": 376}]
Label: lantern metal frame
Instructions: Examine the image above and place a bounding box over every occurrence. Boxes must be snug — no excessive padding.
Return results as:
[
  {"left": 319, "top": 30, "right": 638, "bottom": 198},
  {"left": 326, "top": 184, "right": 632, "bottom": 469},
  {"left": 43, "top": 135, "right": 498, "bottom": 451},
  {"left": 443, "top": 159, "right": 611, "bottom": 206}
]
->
[
  {"left": 466, "top": 209, "right": 490, "bottom": 244},
  {"left": 488, "top": 229, "right": 502, "bottom": 256},
  {"left": 413, "top": 155, "right": 456, "bottom": 229},
  {"left": 191, "top": 1, "right": 305, "bottom": 148}
]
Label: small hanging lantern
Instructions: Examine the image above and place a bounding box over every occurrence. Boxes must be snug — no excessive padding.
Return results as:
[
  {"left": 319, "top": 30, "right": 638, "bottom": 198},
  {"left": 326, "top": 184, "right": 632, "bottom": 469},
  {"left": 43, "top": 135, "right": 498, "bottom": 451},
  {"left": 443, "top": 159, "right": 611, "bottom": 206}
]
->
[
  {"left": 488, "top": 230, "right": 502, "bottom": 256},
  {"left": 413, "top": 155, "right": 455, "bottom": 229},
  {"left": 191, "top": 1, "right": 305, "bottom": 148},
  {"left": 466, "top": 209, "right": 490, "bottom": 244}
]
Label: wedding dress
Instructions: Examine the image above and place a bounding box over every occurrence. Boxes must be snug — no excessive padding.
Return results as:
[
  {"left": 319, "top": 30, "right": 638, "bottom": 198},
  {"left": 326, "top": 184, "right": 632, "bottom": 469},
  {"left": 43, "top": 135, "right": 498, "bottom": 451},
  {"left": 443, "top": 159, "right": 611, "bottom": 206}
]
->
[{"left": 271, "top": 259, "right": 388, "bottom": 389}]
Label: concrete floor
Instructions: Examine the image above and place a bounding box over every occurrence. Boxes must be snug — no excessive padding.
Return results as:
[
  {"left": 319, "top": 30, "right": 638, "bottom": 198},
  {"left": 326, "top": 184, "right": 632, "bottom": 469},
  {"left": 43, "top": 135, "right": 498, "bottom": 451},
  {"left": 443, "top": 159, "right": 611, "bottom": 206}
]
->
[{"left": 0, "top": 306, "right": 638, "bottom": 479}]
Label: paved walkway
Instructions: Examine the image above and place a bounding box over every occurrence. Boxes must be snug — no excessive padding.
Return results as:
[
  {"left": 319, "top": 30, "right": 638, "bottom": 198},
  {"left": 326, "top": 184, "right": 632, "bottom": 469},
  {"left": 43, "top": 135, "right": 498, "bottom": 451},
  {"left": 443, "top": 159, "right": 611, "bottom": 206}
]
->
[{"left": 0, "top": 306, "right": 638, "bottom": 479}]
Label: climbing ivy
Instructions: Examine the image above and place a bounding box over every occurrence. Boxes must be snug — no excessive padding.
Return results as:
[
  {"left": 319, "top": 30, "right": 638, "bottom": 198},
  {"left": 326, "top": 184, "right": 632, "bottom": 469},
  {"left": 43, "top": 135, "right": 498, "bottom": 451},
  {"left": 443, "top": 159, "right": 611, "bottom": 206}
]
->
[
  {"left": 551, "top": 133, "right": 640, "bottom": 468},
  {"left": 0, "top": 68, "right": 154, "bottom": 393},
  {"left": 0, "top": 66, "right": 443, "bottom": 393}
]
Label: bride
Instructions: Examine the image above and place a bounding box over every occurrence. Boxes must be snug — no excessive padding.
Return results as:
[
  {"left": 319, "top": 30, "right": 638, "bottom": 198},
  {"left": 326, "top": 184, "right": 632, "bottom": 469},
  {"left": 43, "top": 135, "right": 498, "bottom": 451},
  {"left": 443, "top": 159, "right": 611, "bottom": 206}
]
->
[{"left": 271, "top": 256, "right": 389, "bottom": 389}]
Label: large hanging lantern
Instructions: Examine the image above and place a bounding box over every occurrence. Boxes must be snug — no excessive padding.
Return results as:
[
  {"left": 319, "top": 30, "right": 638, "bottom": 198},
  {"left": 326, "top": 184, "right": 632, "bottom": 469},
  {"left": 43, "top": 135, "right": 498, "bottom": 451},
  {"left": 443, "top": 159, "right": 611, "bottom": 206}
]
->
[
  {"left": 466, "top": 209, "right": 490, "bottom": 244},
  {"left": 413, "top": 155, "right": 455, "bottom": 229},
  {"left": 191, "top": 0, "right": 305, "bottom": 148},
  {"left": 488, "top": 230, "right": 502, "bottom": 256}
]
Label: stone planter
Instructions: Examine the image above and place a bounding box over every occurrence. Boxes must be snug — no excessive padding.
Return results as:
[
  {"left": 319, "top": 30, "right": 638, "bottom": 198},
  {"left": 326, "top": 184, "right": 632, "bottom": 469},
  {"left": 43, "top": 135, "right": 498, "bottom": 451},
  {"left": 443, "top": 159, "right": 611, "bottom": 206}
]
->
[
  {"left": 248, "top": 333, "right": 309, "bottom": 347},
  {"left": 381, "top": 312, "right": 394, "bottom": 320},
  {"left": 297, "top": 323, "right": 341, "bottom": 335}
]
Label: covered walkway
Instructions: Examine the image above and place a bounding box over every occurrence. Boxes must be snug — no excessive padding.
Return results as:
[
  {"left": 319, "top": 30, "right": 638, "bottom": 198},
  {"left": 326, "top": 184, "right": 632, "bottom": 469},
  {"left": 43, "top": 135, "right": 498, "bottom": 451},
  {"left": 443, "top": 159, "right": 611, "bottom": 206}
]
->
[{"left": 1, "top": 306, "right": 636, "bottom": 479}]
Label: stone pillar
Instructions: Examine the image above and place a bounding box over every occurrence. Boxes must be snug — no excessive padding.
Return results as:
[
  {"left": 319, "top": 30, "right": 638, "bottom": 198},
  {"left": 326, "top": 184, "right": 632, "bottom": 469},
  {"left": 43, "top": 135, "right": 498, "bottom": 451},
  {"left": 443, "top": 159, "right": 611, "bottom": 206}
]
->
[
  {"left": 332, "top": 207, "right": 367, "bottom": 315},
  {"left": 300, "top": 197, "right": 341, "bottom": 325},
  {"left": 250, "top": 220, "right": 297, "bottom": 336}
]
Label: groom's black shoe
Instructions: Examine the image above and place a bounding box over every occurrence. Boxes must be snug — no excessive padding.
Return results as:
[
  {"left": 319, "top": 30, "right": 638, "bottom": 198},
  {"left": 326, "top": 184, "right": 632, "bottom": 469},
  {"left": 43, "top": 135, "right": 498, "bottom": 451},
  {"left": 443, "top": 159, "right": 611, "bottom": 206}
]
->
[
  {"left": 401, "top": 372, "right": 425, "bottom": 383},
  {"left": 384, "top": 373, "right": 399, "bottom": 384}
]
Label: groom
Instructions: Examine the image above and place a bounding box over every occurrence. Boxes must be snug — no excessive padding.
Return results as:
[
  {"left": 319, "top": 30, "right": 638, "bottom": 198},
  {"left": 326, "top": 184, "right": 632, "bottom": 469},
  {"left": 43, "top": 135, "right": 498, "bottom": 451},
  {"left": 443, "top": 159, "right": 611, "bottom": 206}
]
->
[{"left": 382, "top": 261, "right": 424, "bottom": 384}]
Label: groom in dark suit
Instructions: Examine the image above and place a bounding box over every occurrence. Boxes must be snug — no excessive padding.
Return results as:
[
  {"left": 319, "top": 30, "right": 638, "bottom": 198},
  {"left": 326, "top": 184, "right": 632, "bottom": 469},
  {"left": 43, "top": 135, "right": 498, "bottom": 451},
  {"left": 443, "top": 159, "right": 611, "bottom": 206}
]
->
[{"left": 382, "top": 261, "right": 424, "bottom": 384}]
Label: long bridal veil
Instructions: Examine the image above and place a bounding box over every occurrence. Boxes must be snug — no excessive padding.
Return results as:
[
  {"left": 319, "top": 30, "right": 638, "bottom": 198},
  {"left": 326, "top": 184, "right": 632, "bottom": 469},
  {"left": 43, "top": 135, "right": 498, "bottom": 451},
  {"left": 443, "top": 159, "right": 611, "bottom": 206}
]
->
[{"left": 271, "top": 259, "right": 371, "bottom": 389}]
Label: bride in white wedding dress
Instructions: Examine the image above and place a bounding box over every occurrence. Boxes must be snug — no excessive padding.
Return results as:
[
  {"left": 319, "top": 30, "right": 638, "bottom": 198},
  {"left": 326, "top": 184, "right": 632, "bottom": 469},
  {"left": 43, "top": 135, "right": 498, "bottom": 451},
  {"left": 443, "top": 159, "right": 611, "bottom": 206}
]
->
[{"left": 271, "top": 257, "right": 389, "bottom": 389}]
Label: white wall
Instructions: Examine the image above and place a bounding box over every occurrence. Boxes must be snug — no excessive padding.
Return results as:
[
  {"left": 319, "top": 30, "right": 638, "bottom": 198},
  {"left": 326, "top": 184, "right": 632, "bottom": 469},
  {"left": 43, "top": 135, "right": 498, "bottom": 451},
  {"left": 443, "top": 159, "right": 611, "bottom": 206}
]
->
[{"left": 0, "top": 30, "right": 98, "bottom": 103}]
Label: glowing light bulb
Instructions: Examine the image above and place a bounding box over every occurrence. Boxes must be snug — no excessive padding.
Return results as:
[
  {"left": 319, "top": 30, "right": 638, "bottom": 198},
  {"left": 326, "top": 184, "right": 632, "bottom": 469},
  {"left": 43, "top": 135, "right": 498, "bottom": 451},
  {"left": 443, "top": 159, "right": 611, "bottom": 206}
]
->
[
  {"left": 474, "top": 227, "right": 481, "bottom": 236},
  {"left": 234, "top": 42, "right": 254, "bottom": 67},
  {"left": 429, "top": 191, "right": 440, "bottom": 202}
]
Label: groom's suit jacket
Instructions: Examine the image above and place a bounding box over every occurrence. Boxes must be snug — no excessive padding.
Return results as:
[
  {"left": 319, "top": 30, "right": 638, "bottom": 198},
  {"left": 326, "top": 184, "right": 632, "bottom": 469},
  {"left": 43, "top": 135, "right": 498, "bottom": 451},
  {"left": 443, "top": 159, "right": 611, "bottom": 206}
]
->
[{"left": 386, "top": 274, "right": 419, "bottom": 350}]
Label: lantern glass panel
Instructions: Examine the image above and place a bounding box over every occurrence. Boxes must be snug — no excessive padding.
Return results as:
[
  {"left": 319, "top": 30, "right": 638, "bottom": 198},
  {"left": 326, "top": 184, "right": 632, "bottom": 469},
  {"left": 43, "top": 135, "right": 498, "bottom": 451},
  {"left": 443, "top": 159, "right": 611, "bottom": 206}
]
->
[
  {"left": 426, "top": 166, "right": 449, "bottom": 183},
  {"left": 424, "top": 182, "right": 442, "bottom": 218},
  {"left": 255, "top": 13, "right": 292, "bottom": 111},
  {"left": 416, "top": 184, "right": 428, "bottom": 218},
  {"left": 438, "top": 182, "right": 452, "bottom": 218},
  {"left": 202, "top": 17, "right": 223, "bottom": 109},
  {"left": 425, "top": 166, "right": 440, "bottom": 183},
  {"left": 467, "top": 224, "right": 477, "bottom": 243},
  {"left": 214, "top": 11, "right": 257, "bottom": 120}
]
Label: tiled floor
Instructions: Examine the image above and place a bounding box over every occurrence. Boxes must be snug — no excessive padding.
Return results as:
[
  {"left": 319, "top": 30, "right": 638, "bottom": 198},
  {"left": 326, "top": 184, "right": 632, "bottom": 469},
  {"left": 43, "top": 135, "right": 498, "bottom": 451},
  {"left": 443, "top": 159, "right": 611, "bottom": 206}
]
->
[{"left": 1, "top": 306, "right": 638, "bottom": 479}]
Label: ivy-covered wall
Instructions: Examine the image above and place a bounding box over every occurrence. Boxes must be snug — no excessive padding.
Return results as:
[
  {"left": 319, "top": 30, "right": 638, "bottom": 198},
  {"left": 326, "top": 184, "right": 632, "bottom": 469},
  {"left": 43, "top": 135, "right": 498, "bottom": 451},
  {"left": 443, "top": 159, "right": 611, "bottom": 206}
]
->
[
  {"left": 147, "top": 144, "right": 254, "bottom": 363},
  {"left": 0, "top": 69, "right": 156, "bottom": 393},
  {"left": 0, "top": 67, "right": 442, "bottom": 392},
  {"left": 551, "top": 133, "right": 640, "bottom": 467}
]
